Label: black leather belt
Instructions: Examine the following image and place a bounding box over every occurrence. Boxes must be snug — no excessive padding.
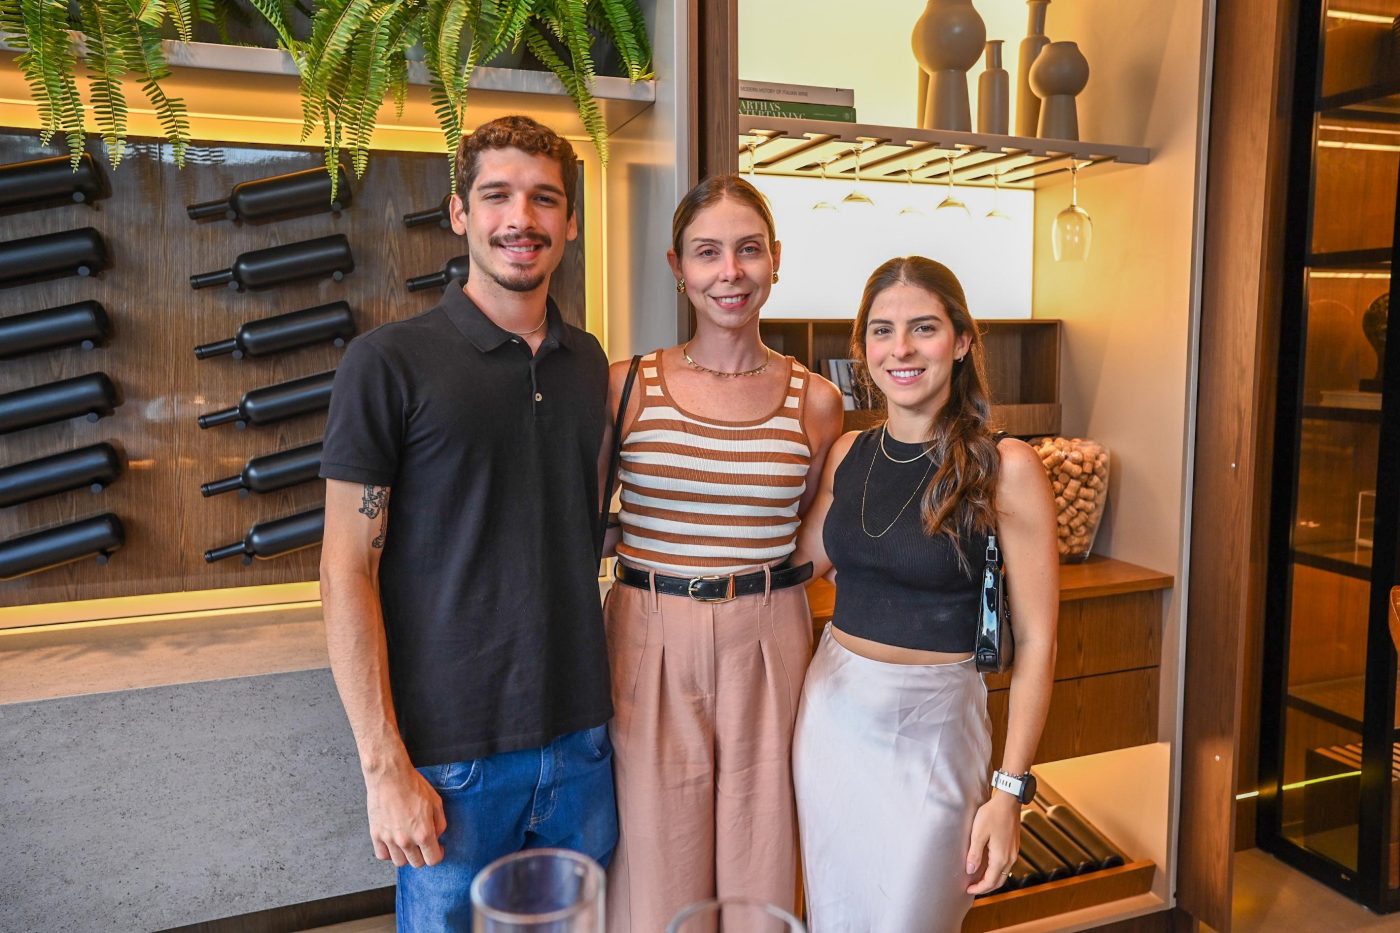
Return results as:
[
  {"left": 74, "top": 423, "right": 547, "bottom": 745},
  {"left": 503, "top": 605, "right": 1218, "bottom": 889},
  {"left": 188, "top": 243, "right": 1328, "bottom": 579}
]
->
[{"left": 614, "top": 560, "right": 813, "bottom": 602}]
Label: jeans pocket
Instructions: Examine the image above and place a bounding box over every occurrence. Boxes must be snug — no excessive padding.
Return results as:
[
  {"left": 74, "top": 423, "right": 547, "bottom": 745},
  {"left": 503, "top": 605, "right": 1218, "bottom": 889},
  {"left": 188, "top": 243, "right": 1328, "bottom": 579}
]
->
[
  {"left": 581, "top": 724, "right": 612, "bottom": 762},
  {"left": 418, "top": 758, "right": 480, "bottom": 793}
]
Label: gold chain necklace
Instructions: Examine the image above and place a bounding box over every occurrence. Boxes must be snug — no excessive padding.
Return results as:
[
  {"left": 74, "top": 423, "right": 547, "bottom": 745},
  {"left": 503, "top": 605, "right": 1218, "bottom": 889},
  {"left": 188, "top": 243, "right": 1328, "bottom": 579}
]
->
[
  {"left": 681, "top": 341, "right": 772, "bottom": 378},
  {"left": 861, "top": 426, "right": 935, "bottom": 538},
  {"left": 505, "top": 312, "right": 548, "bottom": 337},
  {"left": 879, "top": 424, "right": 935, "bottom": 463}
]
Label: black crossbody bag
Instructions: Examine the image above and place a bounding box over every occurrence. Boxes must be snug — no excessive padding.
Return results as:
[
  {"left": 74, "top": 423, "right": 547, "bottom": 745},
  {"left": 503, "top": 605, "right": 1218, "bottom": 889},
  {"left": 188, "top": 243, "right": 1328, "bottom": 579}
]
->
[
  {"left": 596, "top": 354, "right": 642, "bottom": 564},
  {"left": 975, "top": 432, "right": 1014, "bottom": 674}
]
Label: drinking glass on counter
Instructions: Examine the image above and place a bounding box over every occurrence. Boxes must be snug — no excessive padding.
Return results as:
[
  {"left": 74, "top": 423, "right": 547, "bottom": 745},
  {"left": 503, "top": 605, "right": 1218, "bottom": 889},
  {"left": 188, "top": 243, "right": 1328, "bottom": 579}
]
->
[
  {"left": 666, "top": 898, "right": 807, "bottom": 933},
  {"left": 470, "top": 848, "right": 604, "bottom": 932}
]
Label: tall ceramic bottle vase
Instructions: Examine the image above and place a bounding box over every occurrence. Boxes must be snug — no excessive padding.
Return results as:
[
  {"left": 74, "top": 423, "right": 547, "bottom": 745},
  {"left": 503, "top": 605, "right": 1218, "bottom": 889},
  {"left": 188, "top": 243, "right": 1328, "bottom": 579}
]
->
[
  {"left": 912, "top": 0, "right": 987, "bottom": 132},
  {"left": 1031, "top": 41, "right": 1090, "bottom": 140},
  {"left": 1016, "top": 0, "right": 1051, "bottom": 137},
  {"left": 978, "top": 40, "right": 1010, "bottom": 135}
]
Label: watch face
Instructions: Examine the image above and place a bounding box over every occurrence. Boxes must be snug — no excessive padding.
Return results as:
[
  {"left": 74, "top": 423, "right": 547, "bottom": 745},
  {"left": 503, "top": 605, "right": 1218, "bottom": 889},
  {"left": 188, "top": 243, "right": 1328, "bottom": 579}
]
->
[{"left": 1021, "top": 772, "right": 1038, "bottom": 804}]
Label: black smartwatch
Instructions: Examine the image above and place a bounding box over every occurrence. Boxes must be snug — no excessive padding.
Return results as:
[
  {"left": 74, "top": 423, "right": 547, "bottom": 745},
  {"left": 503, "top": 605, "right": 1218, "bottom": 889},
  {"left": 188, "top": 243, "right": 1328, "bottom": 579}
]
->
[{"left": 991, "top": 769, "right": 1037, "bottom": 804}]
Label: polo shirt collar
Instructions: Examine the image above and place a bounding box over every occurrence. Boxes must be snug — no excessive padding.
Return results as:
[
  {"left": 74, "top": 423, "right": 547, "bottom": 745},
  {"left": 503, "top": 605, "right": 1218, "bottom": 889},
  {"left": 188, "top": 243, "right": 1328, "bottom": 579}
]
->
[{"left": 439, "top": 278, "right": 575, "bottom": 353}]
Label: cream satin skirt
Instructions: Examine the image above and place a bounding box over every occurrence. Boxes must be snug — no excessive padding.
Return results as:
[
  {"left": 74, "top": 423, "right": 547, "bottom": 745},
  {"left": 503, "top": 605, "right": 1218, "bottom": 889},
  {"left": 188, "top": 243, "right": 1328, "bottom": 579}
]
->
[{"left": 793, "top": 625, "right": 992, "bottom": 933}]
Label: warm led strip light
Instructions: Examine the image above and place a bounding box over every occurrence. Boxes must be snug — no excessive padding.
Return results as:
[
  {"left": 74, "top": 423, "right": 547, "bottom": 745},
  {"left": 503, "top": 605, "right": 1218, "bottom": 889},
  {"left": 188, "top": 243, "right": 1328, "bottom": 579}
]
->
[
  {"left": 1318, "top": 140, "right": 1400, "bottom": 153},
  {"left": 1236, "top": 769, "right": 1363, "bottom": 801},
  {"left": 1327, "top": 10, "right": 1393, "bottom": 24},
  {"left": 0, "top": 599, "right": 321, "bottom": 637}
]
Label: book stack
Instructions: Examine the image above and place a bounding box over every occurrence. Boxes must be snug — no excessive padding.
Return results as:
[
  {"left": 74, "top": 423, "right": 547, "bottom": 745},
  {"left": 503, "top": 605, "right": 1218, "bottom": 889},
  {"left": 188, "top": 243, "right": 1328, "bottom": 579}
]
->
[{"left": 739, "top": 79, "right": 857, "bottom": 122}]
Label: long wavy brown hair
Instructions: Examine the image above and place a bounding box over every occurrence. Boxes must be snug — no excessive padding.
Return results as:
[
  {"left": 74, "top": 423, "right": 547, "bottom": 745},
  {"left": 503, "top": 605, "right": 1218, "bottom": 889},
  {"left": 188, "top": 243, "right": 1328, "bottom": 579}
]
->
[{"left": 852, "top": 256, "right": 1000, "bottom": 573}]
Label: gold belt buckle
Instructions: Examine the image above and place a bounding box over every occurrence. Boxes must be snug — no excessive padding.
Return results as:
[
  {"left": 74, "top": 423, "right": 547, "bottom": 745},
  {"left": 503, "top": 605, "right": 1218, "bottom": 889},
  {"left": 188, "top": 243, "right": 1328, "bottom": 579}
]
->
[{"left": 687, "top": 573, "right": 736, "bottom": 602}]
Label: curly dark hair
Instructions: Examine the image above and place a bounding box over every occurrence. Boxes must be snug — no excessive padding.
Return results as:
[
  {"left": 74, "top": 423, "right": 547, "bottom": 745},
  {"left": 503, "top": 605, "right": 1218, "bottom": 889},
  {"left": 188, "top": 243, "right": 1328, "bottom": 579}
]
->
[{"left": 454, "top": 115, "right": 580, "bottom": 217}]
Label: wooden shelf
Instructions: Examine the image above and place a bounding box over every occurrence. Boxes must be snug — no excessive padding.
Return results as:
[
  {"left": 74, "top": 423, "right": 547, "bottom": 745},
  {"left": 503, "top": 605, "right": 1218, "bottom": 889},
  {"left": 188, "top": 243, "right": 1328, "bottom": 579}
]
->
[
  {"left": 738, "top": 117, "right": 1149, "bottom": 191},
  {"left": 0, "top": 39, "right": 656, "bottom": 149},
  {"left": 964, "top": 859, "right": 1157, "bottom": 932},
  {"left": 1293, "top": 543, "right": 1373, "bottom": 581}
]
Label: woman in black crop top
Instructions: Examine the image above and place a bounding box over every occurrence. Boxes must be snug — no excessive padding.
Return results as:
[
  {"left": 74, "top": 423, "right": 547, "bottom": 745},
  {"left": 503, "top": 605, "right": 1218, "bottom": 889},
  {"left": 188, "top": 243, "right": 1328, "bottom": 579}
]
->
[{"left": 790, "top": 257, "right": 1058, "bottom": 932}]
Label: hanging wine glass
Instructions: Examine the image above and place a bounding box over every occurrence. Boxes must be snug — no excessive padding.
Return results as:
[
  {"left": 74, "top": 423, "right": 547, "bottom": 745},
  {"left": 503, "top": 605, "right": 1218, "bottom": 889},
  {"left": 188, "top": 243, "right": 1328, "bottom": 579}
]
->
[
  {"left": 811, "top": 159, "right": 839, "bottom": 213},
  {"left": 744, "top": 142, "right": 758, "bottom": 176},
  {"left": 842, "top": 142, "right": 876, "bottom": 208},
  {"left": 985, "top": 171, "right": 1012, "bottom": 224},
  {"left": 1053, "top": 161, "right": 1093, "bottom": 262},
  {"left": 934, "top": 153, "right": 971, "bottom": 224},
  {"left": 898, "top": 167, "right": 924, "bottom": 217}
]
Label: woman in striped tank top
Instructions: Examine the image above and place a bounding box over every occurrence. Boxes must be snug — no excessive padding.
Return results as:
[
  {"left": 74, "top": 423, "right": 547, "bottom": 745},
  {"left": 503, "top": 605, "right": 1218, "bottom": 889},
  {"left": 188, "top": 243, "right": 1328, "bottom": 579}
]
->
[{"left": 601, "top": 176, "right": 844, "bottom": 931}]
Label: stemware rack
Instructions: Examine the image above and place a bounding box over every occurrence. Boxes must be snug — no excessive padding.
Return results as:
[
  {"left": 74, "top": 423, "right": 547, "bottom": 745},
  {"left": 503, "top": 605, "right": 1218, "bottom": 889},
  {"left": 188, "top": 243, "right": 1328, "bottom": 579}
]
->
[{"left": 739, "top": 116, "right": 1150, "bottom": 190}]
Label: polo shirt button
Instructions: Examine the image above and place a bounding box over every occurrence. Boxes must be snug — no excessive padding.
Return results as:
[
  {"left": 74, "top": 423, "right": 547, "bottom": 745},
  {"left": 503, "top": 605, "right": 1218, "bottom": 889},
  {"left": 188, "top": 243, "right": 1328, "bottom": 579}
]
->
[
  {"left": 512, "top": 338, "right": 521, "bottom": 344},
  {"left": 535, "top": 392, "right": 543, "bottom": 402}
]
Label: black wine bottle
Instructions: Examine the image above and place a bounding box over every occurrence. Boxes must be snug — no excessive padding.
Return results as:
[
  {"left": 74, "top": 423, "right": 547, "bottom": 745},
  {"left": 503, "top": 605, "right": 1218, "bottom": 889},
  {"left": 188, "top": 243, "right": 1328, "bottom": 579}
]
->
[
  {"left": 195, "top": 302, "right": 355, "bottom": 360},
  {"left": 187, "top": 164, "right": 352, "bottom": 223},
  {"left": 0, "top": 300, "right": 111, "bottom": 359},
  {"left": 0, "top": 153, "right": 110, "bottom": 213},
  {"left": 1021, "top": 809, "right": 1095, "bottom": 875},
  {"left": 402, "top": 194, "right": 452, "bottom": 229},
  {"left": 1006, "top": 855, "right": 1046, "bottom": 890},
  {"left": 0, "top": 513, "right": 124, "bottom": 580},
  {"left": 190, "top": 234, "right": 354, "bottom": 292},
  {"left": 204, "top": 507, "right": 325, "bottom": 564},
  {"left": 197, "top": 370, "right": 335, "bottom": 430},
  {"left": 406, "top": 254, "right": 471, "bottom": 292},
  {"left": 0, "top": 227, "right": 109, "bottom": 289},
  {"left": 0, "top": 443, "right": 124, "bottom": 508},
  {"left": 1016, "top": 829, "right": 1073, "bottom": 882},
  {"left": 0, "top": 373, "right": 120, "bottom": 435},
  {"left": 202, "top": 442, "right": 323, "bottom": 497},
  {"left": 1044, "top": 804, "right": 1127, "bottom": 870}
]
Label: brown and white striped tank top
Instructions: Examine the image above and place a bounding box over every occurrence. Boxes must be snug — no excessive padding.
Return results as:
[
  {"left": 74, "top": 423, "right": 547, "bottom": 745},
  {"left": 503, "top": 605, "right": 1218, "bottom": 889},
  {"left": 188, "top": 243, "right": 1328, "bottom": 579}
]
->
[{"left": 615, "top": 350, "right": 813, "bottom": 576}]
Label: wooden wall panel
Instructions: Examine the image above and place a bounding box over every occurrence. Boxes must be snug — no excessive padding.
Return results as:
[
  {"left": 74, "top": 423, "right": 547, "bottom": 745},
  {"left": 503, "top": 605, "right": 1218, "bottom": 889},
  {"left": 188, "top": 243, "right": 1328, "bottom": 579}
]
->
[
  {"left": 0, "top": 131, "right": 586, "bottom": 606},
  {"left": 1182, "top": 0, "right": 1295, "bottom": 924}
]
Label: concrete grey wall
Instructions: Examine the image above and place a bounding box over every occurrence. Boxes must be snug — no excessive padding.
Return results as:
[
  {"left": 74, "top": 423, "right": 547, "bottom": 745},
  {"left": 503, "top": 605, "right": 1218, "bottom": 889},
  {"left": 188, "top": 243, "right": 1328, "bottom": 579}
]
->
[{"left": 1, "top": 669, "right": 392, "bottom": 932}]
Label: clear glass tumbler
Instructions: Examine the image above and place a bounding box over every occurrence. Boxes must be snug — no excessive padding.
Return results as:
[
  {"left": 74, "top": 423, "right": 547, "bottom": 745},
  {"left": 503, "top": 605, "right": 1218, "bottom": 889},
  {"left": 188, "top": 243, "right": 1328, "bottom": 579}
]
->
[
  {"left": 470, "top": 848, "right": 604, "bottom": 933},
  {"left": 666, "top": 898, "right": 807, "bottom": 933}
]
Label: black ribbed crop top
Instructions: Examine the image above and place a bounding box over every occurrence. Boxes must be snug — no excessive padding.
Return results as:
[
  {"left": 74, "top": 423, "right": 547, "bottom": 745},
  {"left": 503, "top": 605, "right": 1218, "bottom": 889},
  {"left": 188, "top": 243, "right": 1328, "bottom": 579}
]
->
[{"left": 823, "top": 428, "right": 989, "bottom": 652}]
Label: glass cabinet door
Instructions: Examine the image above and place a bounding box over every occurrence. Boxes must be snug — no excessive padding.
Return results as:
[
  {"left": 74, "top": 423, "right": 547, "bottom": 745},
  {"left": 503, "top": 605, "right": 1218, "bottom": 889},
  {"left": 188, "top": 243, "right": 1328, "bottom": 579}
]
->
[{"left": 1261, "top": 0, "right": 1400, "bottom": 911}]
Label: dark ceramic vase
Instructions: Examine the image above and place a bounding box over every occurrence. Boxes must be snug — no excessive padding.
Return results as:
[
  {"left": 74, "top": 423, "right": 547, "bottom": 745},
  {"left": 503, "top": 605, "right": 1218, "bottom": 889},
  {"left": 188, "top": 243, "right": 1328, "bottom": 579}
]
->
[{"left": 1362, "top": 292, "right": 1388, "bottom": 390}]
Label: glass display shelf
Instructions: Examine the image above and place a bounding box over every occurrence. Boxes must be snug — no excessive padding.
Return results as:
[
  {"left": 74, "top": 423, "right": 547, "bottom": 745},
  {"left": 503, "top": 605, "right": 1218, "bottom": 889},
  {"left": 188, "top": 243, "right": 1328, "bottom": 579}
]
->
[
  {"left": 1302, "top": 405, "right": 1383, "bottom": 424},
  {"left": 1293, "top": 542, "right": 1374, "bottom": 581},
  {"left": 1318, "top": 77, "right": 1400, "bottom": 122},
  {"left": 1286, "top": 676, "right": 1400, "bottom": 733},
  {"left": 1307, "top": 248, "right": 1393, "bottom": 270}
]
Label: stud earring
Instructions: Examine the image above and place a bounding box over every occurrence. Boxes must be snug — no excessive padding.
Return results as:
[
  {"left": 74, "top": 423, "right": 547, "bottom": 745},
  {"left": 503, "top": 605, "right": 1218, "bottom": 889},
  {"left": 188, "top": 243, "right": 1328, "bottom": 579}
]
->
[
  {"left": 771, "top": 272, "right": 780, "bottom": 284},
  {"left": 676, "top": 279, "right": 686, "bottom": 294}
]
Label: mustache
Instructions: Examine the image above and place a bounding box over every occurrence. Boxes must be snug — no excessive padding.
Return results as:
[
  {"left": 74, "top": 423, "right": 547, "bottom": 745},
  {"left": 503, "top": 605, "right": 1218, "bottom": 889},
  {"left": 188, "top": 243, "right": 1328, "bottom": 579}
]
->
[{"left": 490, "top": 233, "right": 552, "bottom": 249}]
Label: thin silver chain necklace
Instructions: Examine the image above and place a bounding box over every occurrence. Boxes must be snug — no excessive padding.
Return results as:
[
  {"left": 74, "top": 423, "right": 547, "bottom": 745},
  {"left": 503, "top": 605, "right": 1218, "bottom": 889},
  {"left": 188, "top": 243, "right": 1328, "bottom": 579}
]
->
[{"left": 861, "top": 426, "right": 935, "bottom": 538}]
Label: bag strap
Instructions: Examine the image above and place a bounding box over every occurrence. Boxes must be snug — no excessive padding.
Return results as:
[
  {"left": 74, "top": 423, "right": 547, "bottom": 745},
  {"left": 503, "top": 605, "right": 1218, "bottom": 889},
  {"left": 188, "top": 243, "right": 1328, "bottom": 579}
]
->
[
  {"left": 987, "top": 431, "right": 1009, "bottom": 567},
  {"left": 597, "top": 353, "right": 642, "bottom": 562}
]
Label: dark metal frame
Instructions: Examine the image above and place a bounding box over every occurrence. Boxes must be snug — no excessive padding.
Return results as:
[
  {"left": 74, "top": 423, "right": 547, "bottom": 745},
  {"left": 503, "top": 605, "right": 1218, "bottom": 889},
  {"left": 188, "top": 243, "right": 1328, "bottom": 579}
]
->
[{"left": 1259, "top": 0, "right": 1400, "bottom": 911}]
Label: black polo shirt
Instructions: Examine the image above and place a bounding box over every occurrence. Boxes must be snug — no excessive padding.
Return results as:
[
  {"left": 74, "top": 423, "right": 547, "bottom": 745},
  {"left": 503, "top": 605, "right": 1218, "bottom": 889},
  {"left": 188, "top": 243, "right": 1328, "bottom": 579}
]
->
[{"left": 319, "top": 280, "right": 611, "bottom": 766}]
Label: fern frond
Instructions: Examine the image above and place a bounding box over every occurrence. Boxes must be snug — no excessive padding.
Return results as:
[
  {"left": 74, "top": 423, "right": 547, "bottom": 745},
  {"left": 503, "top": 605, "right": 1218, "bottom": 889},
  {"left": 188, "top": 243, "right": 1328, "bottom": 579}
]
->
[
  {"left": 79, "top": 0, "right": 136, "bottom": 167},
  {"left": 133, "top": 22, "right": 190, "bottom": 165},
  {"left": 243, "top": 0, "right": 295, "bottom": 48},
  {"left": 16, "top": 0, "right": 85, "bottom": 162},
  {"left": 524, "top": 22, "right": 606, "bottom": 164},
  {"left": 588, "top": 0, "right": 650, "bottom": 80},
  {"left": 128, "top": 0, "right": 167, "bottom": 29},
  {"left": 167, "top": 0, "right": 193, "bottom": 41}
]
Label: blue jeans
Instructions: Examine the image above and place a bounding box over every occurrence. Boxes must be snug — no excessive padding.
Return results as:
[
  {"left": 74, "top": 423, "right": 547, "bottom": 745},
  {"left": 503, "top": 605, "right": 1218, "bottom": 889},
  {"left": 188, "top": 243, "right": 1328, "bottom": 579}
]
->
[{"left": 395, "top": 725, "right": 618, "bottom": 933}]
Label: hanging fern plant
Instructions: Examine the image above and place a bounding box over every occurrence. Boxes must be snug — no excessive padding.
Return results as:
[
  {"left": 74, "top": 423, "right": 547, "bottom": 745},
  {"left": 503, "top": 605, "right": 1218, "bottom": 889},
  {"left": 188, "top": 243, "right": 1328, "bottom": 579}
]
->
[
  {"left": 268, "top": 0, "right": 652, "bottom": 197},
  {"left": 0, "top": 0, "right": 259, "bottom": 168},
  {"left": 0, "top": 0, "right": 651, "bottom": 185}
]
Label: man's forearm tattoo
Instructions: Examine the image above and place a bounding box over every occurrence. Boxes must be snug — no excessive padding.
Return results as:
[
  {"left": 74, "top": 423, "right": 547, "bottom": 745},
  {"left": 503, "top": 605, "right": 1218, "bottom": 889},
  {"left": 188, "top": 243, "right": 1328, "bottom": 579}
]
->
[{"left": 359, "top": 484, "right": 389, "bottom": 549}]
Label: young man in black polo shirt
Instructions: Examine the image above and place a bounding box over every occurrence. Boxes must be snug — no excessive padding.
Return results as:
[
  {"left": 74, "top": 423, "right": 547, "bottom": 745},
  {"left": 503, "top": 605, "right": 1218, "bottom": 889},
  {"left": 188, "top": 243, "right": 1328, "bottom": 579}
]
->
[{"left": 318, "top": 115, "right": 614, "bottom": 930}]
